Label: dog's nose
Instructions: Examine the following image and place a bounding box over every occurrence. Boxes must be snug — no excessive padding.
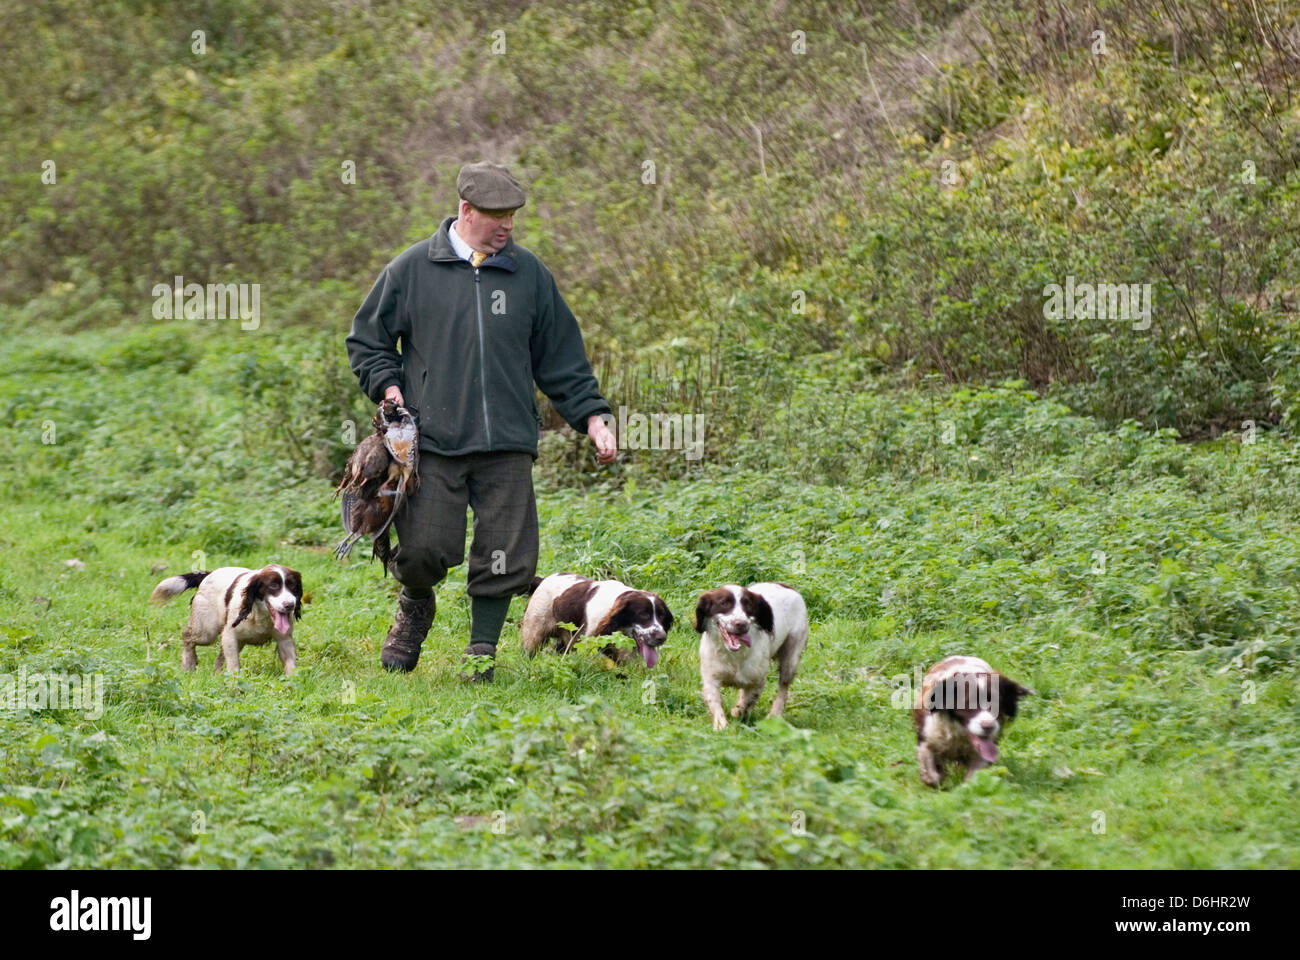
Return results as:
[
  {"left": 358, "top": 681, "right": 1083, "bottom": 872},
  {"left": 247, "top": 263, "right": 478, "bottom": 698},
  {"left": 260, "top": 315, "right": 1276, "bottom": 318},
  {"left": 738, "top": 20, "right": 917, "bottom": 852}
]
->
[{"left": 638, "top": 629, "right": 666, "bottom": 646}]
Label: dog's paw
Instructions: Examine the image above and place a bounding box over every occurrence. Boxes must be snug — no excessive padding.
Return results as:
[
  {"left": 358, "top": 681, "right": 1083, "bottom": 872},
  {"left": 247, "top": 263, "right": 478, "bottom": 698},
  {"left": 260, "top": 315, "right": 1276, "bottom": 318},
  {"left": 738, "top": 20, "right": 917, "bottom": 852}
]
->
[{"left": 712, "top": 713, "right": 728, "bottom": 731}]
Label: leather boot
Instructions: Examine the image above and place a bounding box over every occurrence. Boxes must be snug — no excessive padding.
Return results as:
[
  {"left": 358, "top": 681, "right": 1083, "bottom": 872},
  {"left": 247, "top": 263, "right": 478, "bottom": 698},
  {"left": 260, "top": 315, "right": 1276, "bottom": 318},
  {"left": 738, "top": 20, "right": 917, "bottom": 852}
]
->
[{"left": 381, "top": 591, "right": 435, "bottom": 672}]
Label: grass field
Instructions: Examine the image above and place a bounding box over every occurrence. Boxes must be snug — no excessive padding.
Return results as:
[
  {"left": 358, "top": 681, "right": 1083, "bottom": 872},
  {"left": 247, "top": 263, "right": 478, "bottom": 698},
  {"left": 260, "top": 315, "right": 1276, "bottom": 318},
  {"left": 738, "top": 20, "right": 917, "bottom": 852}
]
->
[{"left": 1, "top": 324, "right": 1297, "bottom": 869}]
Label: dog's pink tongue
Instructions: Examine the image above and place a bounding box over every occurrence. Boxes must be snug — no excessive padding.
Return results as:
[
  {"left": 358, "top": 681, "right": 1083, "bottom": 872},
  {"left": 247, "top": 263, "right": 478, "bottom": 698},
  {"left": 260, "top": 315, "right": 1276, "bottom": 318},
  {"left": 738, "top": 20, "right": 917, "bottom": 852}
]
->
[
  {"left": 273, "top": 610, "right": 291, "bottom": 635},
  {"left": 637, "top": 640, "right": 659, "bottom": 669},
  {"left": 973, "top": 735, "right": 998, "bottom": 763}
]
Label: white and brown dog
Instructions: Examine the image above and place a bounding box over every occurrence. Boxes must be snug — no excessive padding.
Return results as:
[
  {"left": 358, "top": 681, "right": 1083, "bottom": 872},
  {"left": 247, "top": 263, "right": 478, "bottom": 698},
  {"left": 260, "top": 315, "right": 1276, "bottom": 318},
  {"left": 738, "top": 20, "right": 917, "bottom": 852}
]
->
[
  {"left": 150, "top": 565, "right": 304, "bottom": 674},
  {"left": 520, "top": 573, "right": 673, "bottom": 667},
  {"left": 694, "top": 583, "right": 808, "bottom": 730},
  {"left": 913, "top": 656, "right": 1032, "bottom": 786}
]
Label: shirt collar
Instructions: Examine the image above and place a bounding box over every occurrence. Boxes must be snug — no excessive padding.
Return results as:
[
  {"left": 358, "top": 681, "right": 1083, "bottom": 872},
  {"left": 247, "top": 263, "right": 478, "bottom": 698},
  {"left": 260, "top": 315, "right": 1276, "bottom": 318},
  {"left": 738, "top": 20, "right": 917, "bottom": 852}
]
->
[
  {"left": 431, "top": 217, "right": 519, "bottom": 272},
  {"left": 448, "top": 221, "right": 476, "bottom": 263}
]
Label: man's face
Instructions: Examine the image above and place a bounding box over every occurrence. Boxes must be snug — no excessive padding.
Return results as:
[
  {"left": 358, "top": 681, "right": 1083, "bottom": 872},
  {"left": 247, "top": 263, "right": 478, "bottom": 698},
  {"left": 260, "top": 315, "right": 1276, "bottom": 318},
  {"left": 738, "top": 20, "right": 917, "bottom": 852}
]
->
[{"left": 459, "top": 200, "right": 516, "bottom": 253}]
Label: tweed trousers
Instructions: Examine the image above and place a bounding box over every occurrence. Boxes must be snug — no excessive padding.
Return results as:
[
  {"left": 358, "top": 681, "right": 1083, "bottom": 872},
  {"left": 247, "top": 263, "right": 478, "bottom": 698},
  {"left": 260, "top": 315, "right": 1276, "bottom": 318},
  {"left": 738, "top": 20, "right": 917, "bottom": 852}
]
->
[{"left": 389, "top": 451, "right": 539, "bottom": 599}]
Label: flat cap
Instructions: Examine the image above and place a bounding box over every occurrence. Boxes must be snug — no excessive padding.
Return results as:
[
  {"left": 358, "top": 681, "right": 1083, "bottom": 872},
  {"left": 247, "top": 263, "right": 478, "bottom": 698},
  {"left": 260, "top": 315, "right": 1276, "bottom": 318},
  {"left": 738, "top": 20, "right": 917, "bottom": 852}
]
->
[{"left": 457, "top": 161, "right": 526, "bottom": 210}]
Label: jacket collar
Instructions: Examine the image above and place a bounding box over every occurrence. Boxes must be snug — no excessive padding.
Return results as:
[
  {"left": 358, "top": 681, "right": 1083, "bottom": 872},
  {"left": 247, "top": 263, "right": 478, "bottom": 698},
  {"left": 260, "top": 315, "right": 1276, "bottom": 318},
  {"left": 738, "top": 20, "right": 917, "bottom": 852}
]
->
[{"left": 428, "top": 215, "right": 518, "bottom": 272}]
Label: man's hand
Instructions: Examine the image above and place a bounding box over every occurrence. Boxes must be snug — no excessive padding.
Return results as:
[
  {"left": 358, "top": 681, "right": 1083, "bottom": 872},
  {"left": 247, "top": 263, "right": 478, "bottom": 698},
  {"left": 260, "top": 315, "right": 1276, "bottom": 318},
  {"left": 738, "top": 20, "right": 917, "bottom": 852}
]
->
[
  {"left": 384, "top": 385, "right": 405, "bottom": 406},
  {"left": 588, "top": 415, "right": 617, "bottom": 464}
]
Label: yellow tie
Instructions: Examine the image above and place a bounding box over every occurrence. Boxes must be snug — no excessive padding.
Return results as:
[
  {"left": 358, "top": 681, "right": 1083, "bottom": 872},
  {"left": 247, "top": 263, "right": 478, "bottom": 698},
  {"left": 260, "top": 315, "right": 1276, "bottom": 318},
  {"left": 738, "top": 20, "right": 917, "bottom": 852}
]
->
[{"left": 470, "top": 251, "right": 488, "bottom": 268}]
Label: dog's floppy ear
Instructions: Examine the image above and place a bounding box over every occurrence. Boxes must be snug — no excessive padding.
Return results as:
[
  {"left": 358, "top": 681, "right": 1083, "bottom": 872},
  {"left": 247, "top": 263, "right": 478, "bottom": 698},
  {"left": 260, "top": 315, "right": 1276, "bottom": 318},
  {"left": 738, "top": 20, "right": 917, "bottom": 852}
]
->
[
  {"left": 998, "top": 674, "right": 1033, "bottom": 718},
  {"left": 654, "top": 596, "right": 674, "bottom": 634},
  {"left": 285, "top": 568, "right": 304, "bottom": 620},
  {"left": 231, "top": 570, "right": 267, "bottom": 629},
  {"left": 740, "top": 589, "right": 774, "bottom": 633},
  {"left": 693, "top": 588, "right": 729, "bottom": 633},
  {"left": 591, "top": 592, "right": 638, "bottom": 637}
]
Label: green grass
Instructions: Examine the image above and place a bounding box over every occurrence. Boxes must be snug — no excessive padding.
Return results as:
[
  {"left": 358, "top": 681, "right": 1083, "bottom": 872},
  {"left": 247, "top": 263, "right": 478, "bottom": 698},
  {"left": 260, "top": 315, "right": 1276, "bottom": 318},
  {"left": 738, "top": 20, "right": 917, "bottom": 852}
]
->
[{"left": 1, "top": 325, "right": 1297, "bottom": 867}]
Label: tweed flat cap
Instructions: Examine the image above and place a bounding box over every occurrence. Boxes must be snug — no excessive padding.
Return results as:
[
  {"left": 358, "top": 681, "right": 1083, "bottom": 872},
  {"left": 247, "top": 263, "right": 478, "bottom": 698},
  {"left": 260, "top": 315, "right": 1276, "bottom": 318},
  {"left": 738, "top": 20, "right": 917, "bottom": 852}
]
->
[{"left": 457, "top": 161, "right": 526, "bottom": 210}]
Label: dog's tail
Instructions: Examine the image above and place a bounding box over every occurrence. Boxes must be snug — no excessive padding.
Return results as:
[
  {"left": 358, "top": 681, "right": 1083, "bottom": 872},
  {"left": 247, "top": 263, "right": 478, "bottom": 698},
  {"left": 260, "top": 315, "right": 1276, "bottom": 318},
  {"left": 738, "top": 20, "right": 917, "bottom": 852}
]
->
[
  {"left": 150, "top": 571, "right": 210, "bottom": 604},
  {"left": 526, "top": 575, "right": 544, "bottom": 596}
]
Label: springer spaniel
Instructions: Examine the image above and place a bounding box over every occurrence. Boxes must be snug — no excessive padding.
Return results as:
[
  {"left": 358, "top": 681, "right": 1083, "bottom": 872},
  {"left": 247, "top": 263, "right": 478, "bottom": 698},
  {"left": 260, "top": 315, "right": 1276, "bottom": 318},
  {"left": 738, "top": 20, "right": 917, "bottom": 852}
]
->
[
  {"left": 520, "top": 573, "right": 673, "bottom": 667},
  {"left": 694, "top": 583, "right": 809, "bottom": 730},
  {"left": 150, "top": 565, "right": 303, "bottom": 674},
  {"left": 913, "top": 655, "right": 1032, "bottom": 786}
]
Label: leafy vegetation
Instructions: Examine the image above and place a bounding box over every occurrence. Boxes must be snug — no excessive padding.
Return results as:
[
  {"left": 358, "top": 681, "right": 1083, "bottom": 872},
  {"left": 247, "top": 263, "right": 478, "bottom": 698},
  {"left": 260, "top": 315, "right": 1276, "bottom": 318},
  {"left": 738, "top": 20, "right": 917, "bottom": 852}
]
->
[
  {"left": 2, "top": 322, "right": 1298, "bottom": 867},
  {"left": 5, "top": 0, "right": 1300, "bottom": 438}
]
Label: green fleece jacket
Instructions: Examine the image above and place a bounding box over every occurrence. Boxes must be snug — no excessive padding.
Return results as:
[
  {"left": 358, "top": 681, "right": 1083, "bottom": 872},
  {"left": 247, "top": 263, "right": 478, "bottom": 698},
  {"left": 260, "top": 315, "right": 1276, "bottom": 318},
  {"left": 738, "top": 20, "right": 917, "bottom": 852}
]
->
[{"left": 346, "top": 216, "right": 611, "bottom": 457}]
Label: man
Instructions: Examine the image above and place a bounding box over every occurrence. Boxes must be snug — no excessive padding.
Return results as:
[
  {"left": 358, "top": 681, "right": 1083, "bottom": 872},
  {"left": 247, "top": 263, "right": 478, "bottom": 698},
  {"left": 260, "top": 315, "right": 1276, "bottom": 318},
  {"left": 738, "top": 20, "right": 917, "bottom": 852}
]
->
[{"left": 346, "top": 161, "right": 616, "bottom": 681}]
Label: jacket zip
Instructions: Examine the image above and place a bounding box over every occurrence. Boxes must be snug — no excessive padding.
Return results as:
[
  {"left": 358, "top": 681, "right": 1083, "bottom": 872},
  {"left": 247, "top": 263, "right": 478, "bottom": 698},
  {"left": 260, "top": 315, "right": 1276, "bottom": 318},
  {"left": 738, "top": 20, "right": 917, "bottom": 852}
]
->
[{"left": 474, "top": 266, "right": 493, "bottom": 448}]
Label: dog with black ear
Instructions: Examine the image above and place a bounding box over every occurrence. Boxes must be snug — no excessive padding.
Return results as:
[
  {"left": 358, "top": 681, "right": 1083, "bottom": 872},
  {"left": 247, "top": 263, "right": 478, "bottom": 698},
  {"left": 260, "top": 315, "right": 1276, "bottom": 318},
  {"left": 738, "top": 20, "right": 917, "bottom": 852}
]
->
[
  {"left": 694, "top": 583, "right": 808, "bottom": 730},
  {"left": 520, "top": 573, "right": 673, "bottom": 667},
  {"left": 150, "top": 565, "right": 304, "bottom": 674},
  {"left": 913, "top": 656, "right": 1032, "bottom": 785}
]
